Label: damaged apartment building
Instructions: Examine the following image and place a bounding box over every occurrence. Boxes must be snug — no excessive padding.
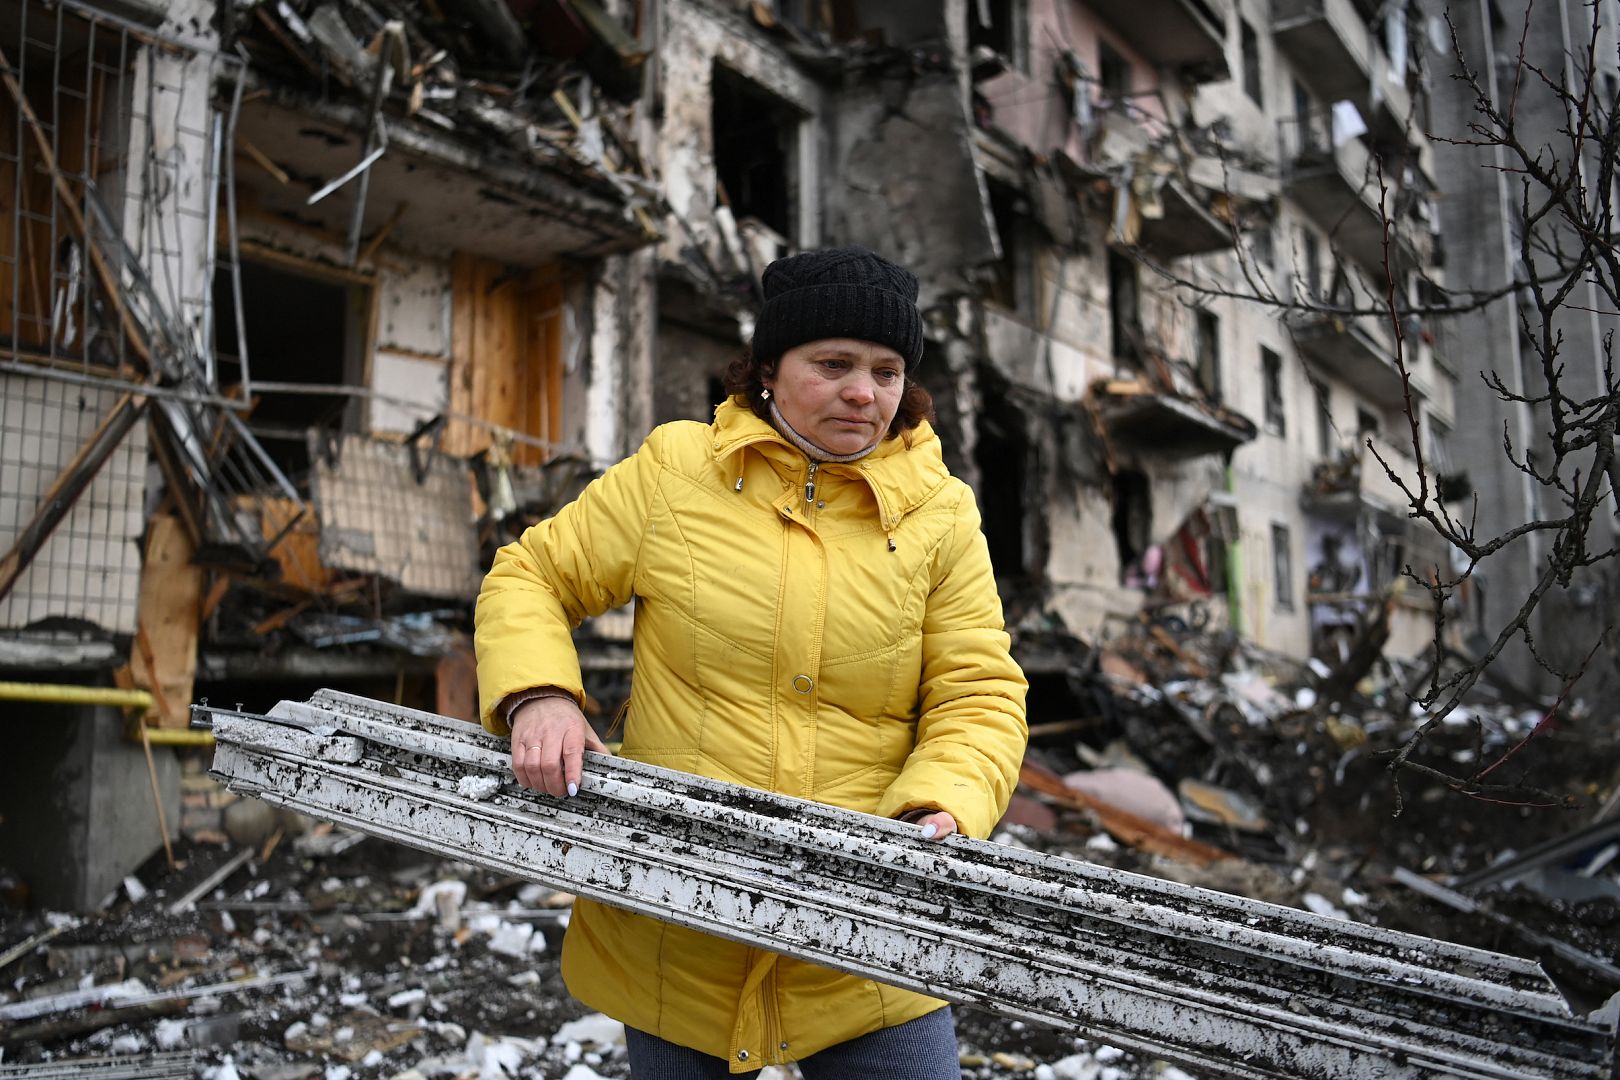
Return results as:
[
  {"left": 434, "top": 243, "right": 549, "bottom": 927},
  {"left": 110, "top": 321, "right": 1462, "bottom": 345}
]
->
[
  {"left": 1, "top": 0, "right": 1454, "bottom": 904},
  {"left": 641, "top": 0, "right": 1456, "bottom": 667}
]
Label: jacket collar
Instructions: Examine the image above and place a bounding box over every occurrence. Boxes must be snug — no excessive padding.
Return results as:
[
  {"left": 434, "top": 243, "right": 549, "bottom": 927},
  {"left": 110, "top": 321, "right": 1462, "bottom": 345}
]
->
[{"left": 710, "top": 398, "right": 951, "bottom": 528}]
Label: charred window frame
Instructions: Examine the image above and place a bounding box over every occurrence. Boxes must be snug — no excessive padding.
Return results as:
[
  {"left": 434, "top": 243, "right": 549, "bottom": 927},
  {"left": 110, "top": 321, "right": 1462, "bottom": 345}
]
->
[
  {"left": 1272, "top": 522, "right": 1295, "bottom": 611},
  {"left": 1261, "top": 346, "right": 1285, "bottom": 436},
  {"left": 1194, "top": 308, "right": 1221, "bottom": 403},
  {"left": 712, "top": 64, "right": 803, "bottom": 243},
  {"left": 1239, "top": 17, "right": 1262, "bottom": 106}
]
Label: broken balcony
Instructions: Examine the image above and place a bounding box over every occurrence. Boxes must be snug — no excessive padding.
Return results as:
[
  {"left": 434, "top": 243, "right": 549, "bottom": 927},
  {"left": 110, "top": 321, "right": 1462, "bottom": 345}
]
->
[
  {"left": 1134, "top": 177, "right": 1234, "bottom": 259},
  {"left": 1288, "top": 310, "right": 1417, "bottom": 411},
  {"left": 234, "top": 89, "right": 650, "bottom": 266},
  {"left": 1093, "top": 380, "right": 1259, "bottom": 461},
  {"left": 1086, "top": 0, "right": 1229, "bottom": 82},
  {"left": 1272, "top": 0, "right": 1411, "bottom": 145}
]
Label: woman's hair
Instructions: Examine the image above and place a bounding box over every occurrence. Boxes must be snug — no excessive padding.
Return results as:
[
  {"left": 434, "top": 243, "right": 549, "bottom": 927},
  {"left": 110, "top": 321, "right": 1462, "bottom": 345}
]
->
[{"left": 721, "top": 347, "right": 935, "bottom": 441}]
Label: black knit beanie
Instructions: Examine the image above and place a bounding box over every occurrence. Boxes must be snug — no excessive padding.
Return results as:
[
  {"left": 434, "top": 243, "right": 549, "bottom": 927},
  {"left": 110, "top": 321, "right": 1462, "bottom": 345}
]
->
[{"left": 751, "top": 246, "right": 925, "bottom": 370}]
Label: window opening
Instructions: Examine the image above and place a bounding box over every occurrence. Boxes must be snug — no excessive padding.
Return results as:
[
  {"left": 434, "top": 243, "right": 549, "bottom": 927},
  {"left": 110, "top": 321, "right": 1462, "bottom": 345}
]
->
[
  {"left": 985, "top": 181, "right": 1028, "bottom": 314},
  {"left": 1262, "top": 346, "right": 1285, "bottom": 435},
  {"left": 1098, "top": 39, "right": 1130, "bottom": 106},
  {"left": 1112, "top": 469, "right": 1154, "bottom": 587},
  {"left": 212, "top": 259, "right": 366, "bottom": 479},
  {"left": 974, "top": 381, "right": 1030, "bottom": 579},
  {"left": 1302, "top": 229, "right": 1323, "bottom": 301},
  {"left": 1109, "top": 250, "right": 1141, "bottom": 366},
  {"left": 1194, "top": 309, "right": 1221, "bottom": 402},
  {"left": 1310, "top": 375, "right": 1334, "bottom": 457},
  {"left": 969, "top": 0, "right": 1018, "bottom": 62},
  {"left": 1355, "top": 407, "right": 1379, "bottom": 440},
  {"left": 1272, "top": 523, "right": 1294, "bottom": 610},
  {"left": 1240, "top": 18, "right": 1262, "bottom": 104},
  {"left": 712, "top": 65, "right": 799, "bottom": 241}
]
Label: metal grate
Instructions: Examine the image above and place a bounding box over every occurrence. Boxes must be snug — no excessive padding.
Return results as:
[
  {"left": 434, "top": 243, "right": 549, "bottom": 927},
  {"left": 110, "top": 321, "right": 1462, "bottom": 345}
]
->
[
  {"left": 1, "top": 0, "right": 247, "bottom": 392},
  {"left": 0, "top": 372, "right": 146, "bottom": 633},
  {"left": 310, "top": 432, "right": 482, "bottom": 600}
]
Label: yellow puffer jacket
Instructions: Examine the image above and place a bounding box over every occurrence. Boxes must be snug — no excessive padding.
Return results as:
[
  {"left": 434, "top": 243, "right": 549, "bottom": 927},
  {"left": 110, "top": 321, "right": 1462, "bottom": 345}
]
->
[{"left": 475, "top": 398, "right": 1027, "bottom": 1072}]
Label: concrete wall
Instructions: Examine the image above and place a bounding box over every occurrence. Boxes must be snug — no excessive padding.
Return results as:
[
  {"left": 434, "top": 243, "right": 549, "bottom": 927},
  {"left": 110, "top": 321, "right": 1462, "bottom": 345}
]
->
[{"left": 1, "top": 702, "right": 179, "bottom": 911}]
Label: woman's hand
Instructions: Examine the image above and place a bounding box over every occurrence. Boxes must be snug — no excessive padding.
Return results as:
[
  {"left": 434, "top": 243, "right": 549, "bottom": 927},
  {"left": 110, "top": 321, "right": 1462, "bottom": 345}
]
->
[
  {"left": 509, "top": 694, "right": 608, "bottom": 798},
  {"left": 901, "top": 808, "right": 958, "bottom": 842}
]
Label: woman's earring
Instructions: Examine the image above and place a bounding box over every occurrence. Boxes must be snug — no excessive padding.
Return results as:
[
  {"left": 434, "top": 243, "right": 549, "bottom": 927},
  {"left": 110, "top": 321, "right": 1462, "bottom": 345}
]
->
[{"left": 761, "top": 388, "right": 771, "bottom": 401}]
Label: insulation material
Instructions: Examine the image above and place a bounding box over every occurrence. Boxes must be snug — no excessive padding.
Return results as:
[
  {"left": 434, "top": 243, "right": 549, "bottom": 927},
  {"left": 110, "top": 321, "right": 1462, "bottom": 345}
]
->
[
  {"left": 0, "top": 375, "right": 147, "bottom": 634},
  {"left": 309, "top": 433, "right": 480, "bottom": 599}
]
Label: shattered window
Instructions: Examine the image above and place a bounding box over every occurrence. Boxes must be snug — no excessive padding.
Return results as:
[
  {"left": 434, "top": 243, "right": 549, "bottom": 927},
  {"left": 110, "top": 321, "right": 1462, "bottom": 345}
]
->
[
  {"left": 1272, "top": 523, "right": 1294, "bottom": 610},
  {"left": 712, "top": 65, "right": 800, "bottom": 241},
  {"left": 1262, "top": 346, "right": 1285, "bottom": 435}
]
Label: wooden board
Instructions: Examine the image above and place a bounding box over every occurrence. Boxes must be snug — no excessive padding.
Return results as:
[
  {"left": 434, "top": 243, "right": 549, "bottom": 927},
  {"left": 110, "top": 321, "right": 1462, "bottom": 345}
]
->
[
  {"left": 129, "top": 513, "right": 205, "bottom": 729},
  {"left": 434, "top": 643, "right": 479, "bottom": 723},
  {"left": 444, "top": 254, "right": 563, "bottom": 463},
  {"left": 251, "top": 495, "right": 332, "bottom": 592}
]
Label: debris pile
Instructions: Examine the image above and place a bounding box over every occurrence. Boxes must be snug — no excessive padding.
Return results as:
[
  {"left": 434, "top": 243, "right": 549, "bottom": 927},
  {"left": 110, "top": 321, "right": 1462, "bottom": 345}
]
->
[
  {"left": 0, "top": 831, "right": 1181, "bottom": 1079},
  {"left": 1007, "top": 614, "right": 1620, "bottom": 1014}
]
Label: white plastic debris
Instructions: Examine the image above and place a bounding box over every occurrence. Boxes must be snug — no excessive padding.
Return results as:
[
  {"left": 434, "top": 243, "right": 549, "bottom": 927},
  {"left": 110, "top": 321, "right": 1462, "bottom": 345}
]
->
[
  {"left": 109, "top": 1033, "right": 145, "bottom": 1053},
  {"left": 123, "top": 876, "right": 148, "bottom": 903},
  {"left": 457, "top": 775, "right": 501, "bottom": 801},
  {"left": 1303, "top": 893, "right": 1351, "bottom": 920},
  {"left": 154, "top": 1018, "right": 189, "bottom": 1050},
  {"left": 388, "top": 988, "right": 427, "bottom": 1009},
  {"left": 1049, "top": 1052, "right": 1103, "bottom": 1080},
  {"left": 552, "top": 1013, "right": 624, "bottom": 1049}
]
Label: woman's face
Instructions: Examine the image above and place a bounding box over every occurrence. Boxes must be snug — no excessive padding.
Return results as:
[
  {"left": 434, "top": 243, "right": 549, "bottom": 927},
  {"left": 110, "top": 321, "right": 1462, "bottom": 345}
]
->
[{"left": 763, "top": 338, "right": 906, "bottom": 456}]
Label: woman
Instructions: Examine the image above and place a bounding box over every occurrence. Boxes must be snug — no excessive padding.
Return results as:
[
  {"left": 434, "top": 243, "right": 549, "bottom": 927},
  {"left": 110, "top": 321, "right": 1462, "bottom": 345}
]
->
[{"left": 475, "top": 246, "right": 1028, "bottom": 1078}]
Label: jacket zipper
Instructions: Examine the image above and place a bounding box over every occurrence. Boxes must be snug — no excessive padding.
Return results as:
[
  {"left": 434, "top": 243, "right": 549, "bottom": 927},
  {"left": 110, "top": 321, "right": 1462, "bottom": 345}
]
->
[{"left": 804, "top": 461, "right": 818, "bottom": 506}]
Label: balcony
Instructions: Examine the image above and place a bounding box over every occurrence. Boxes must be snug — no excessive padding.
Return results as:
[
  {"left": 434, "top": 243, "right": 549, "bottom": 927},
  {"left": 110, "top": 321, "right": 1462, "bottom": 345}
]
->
[
  {"left": 1302, "top": 433, "right": 1421, "bottom": 520},
  {"left": 1088, "top": 0, "right": 1229, "bottom": 82},
  {"left": 1136, "top": 178, "right": 1234, "bottom": 258},
  {"left": 1272, "top": 0, "right": 1411, "bottom": 143},
  {"left": 1288, "top": 310, "right": 1417, "bottom": 410},
  {"left": 1093, "top": 380, "right": 1258, "bottom": 461},
  {"left": 1278, "top": 113, "right": 1419, "bottom": 275}
]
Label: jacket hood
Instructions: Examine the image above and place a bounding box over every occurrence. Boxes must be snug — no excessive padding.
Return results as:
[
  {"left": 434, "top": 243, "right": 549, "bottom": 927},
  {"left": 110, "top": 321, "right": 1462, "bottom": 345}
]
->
[{"left": 709, "top": 397, "right": 952, "bottom": 528}]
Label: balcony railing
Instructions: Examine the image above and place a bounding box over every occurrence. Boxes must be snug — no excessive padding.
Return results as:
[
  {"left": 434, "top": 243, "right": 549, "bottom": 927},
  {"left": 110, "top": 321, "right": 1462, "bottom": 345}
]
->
[
  {"left": 1272, "top": 0, "right": 1412, "bottom": 143},
  {"left": 1277, "top": 108, "right": 1429, "bottom": 275},
  {"left": 1288, "top": 307, "right": 1418, "bottom": 410}
]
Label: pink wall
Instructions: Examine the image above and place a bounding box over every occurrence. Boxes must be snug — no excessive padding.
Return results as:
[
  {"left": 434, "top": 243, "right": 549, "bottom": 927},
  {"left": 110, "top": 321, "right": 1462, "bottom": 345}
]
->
[{"left": 975, "top": 0, "right": 1170, "bottom": 164}]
